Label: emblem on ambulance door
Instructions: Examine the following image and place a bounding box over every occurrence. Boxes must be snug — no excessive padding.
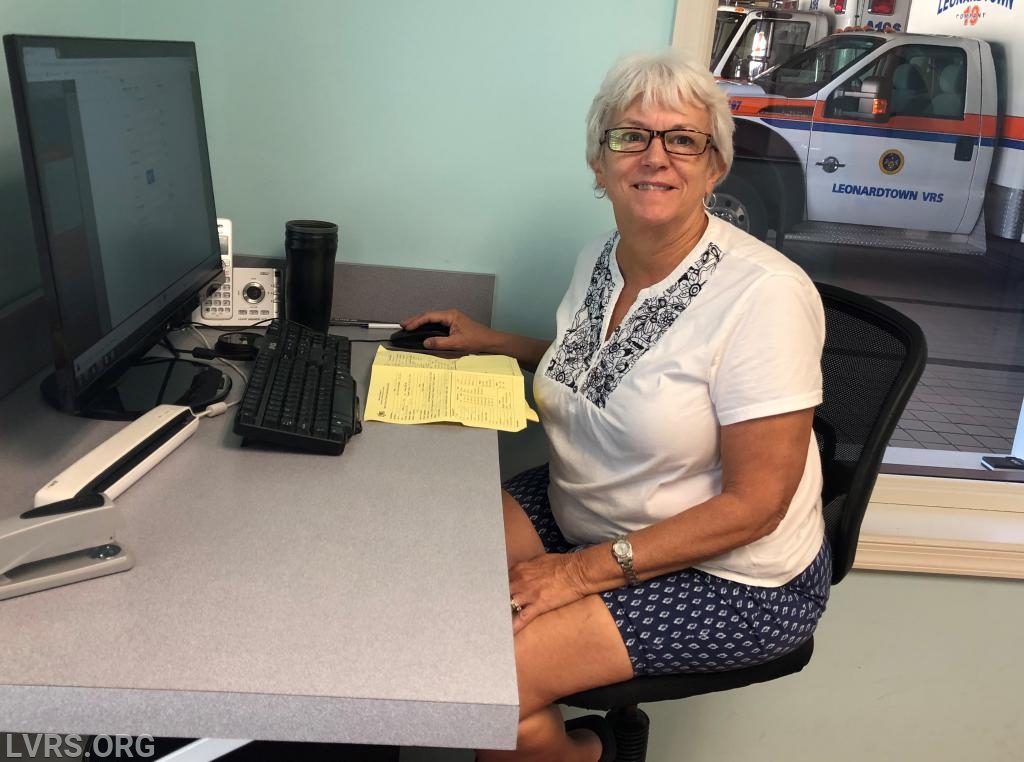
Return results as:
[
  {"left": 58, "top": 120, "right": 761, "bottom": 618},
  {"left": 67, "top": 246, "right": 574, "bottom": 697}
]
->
[
  {"left": 879, "top": 149, "right": 904, "bottom": 175},
  {"left": 815, "top": 156, "right": 845, "bottom": 173}
]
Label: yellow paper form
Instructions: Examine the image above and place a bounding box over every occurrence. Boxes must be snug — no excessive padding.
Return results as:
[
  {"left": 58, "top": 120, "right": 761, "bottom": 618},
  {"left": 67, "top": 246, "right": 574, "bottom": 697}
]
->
[{"left": 364, "top": 346, "right": 539, "bottom": 432}]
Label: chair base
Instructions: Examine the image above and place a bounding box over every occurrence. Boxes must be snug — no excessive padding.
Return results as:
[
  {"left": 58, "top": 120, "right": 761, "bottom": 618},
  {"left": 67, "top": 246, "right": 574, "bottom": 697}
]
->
[{"left": 607, "top": 705, "right": 650, "bottom": 762}]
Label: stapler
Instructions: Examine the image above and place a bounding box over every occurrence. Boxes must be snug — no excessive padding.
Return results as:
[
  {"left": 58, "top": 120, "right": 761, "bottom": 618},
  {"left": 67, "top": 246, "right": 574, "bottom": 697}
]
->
[
  {"left": 0, "top": 404, "right": 199, "bottom": 601},
  {"left": 0, "top": 494, "right": 133, "bottom": 601}
]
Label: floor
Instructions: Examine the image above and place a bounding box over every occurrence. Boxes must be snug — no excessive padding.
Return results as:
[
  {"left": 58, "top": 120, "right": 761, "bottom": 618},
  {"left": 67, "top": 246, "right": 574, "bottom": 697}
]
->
[
  {"left": 895, "top": 362, "right": 1021, "bottom": 451},
  {"left": 783, "top": 233, "right": 1024, "bottom": 457}
]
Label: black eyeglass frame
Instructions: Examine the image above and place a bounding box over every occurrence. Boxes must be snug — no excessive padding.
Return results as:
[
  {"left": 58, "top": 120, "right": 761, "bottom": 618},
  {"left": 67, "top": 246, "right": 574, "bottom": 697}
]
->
[{"left": 600, "top": 127, "right": 718, "bottom": 156}]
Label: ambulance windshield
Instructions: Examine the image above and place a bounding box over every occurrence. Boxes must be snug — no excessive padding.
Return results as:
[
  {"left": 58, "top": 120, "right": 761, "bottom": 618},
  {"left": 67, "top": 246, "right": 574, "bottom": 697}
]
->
[
  {"left": 752, "top": 34, "right": 885, "bottom": 97},
  {"left": 712, "top": 11, "right": 744, "bottom": 67}
]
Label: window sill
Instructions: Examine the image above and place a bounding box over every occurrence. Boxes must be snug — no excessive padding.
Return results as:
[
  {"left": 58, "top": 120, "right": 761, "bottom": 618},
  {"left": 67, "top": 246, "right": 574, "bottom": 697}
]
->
[{"left": 854, "top": 448, "right": 1024, "bottom": 579}]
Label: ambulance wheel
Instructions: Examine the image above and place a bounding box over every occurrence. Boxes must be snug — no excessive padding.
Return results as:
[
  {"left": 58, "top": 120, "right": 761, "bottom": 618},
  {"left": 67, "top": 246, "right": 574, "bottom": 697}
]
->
[{"left": 710, "top": 176, "right": 768, "bottom": 240}]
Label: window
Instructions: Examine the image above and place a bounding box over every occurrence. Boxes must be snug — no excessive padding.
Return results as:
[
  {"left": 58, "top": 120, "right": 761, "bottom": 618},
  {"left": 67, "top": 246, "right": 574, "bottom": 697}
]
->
[
  {"left": 729, "top": 35, "right": 1023, "bottom": 485},
  {"left": 753, "top": 34, "right": 884, "bottom": 98},
  {"left": 712, "top": 12, "right": 744, "bottom": 68},
  {"left": 722, "top": 20, "right": 811, "bottom": 80},
  {"left": 825, "top": 45, "right": 967, "bottom": 119}
]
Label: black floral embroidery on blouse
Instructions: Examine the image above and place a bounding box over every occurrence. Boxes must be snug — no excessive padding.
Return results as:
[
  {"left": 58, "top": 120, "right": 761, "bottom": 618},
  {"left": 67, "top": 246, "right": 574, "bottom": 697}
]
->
[
  {"left": 542, "top": 232, "right": 618, "bottom": 392},
  {"left": 545, "top": 236, "right": 724, "bottom": 408}
]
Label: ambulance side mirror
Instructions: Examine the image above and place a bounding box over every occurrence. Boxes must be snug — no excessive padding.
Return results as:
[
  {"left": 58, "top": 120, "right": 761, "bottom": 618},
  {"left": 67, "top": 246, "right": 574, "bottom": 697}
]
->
[
  {"left": 830, "top": 76, "right": 891, "bottom": 122},
  {"left": 859, "top": 76, "right": 891, "bottom": 121}
]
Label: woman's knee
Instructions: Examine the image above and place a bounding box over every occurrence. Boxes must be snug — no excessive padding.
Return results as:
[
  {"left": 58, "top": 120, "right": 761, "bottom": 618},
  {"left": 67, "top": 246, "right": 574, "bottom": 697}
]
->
[
  {"left": 514, "top": 705, "right": 563, "bottom": 754},
  {"left": 503, "top": 489, "right": 545, "bottom": 568},
  {"left": 512, "top": 596, "right": 634, "bottom": 718}
]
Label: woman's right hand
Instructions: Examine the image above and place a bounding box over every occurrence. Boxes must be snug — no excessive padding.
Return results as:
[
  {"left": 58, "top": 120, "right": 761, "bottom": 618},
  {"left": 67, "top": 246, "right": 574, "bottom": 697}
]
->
[{"left": 401, "top": 309, "right": 500, "bottom": 353}]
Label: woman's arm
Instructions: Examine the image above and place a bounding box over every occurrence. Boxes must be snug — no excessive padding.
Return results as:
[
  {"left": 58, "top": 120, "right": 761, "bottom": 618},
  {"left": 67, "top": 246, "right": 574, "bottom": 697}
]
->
[
  {"left": 579, "top": 407, "right": 815, "bottom": 586},
  {"left": 507, "top": 408, "right": 815, "bottom": 627},
  {"left": 403, "top": 309, "right": 550, "bottom": 373}
]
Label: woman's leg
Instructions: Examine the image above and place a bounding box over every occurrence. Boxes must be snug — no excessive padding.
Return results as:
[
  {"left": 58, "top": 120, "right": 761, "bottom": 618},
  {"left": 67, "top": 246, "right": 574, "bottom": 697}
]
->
[
  {"left": 479, "top": 489, "right": 634, "bottom": 762},
  {"left": 502, "top": 488, "right": 546, "bottom": 568}
]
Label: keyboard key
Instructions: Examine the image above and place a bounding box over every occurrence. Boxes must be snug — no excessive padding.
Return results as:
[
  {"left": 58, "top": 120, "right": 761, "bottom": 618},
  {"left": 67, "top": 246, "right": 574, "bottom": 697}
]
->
[{"left": 232, "top": 319, "right": 359, "bottom": 455}]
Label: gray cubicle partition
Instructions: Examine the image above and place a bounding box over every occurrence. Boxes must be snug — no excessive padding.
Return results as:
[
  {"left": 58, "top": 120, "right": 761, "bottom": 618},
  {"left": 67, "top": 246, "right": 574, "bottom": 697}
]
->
[
  {"left": 0, "top": 260, "right": 495, "bottom": 403},
  {"left": 332, "top": 261, "right": 494, "bottom": 327},
  {"left": 233, "top": 255, "right": 495, "bottom": 328}
]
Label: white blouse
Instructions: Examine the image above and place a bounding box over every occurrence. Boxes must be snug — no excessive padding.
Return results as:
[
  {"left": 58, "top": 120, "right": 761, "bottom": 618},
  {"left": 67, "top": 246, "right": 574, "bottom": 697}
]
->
[{"left": 533, "top": 214, "right": 825, "bottom": 586}]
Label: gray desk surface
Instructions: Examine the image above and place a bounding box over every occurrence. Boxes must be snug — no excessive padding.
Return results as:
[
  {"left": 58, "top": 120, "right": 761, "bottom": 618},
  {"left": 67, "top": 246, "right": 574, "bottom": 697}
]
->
[{"left": 0, "top": 332, "right": 518, "bottom": 749}]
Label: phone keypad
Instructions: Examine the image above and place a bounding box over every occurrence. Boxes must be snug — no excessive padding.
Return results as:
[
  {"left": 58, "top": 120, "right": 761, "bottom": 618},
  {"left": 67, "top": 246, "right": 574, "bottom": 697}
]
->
[{"left": 201, "top": 257, "right": 233, "bottom": 318}]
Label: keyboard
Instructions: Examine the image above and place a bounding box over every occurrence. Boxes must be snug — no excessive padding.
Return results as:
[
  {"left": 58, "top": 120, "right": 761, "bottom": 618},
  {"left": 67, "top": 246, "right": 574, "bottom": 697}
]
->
[{"left": 234, "top": 319, "right": 361, "bottom": 455}]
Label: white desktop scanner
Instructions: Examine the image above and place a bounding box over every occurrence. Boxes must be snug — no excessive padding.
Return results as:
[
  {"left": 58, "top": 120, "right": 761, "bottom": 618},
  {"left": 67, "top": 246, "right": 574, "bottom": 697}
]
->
[
  {"left": 0, "top": 404, "right": 199, "bottom": 601},
  {"left": 34, "top": 404, "right": 199, "bottom": 506}
]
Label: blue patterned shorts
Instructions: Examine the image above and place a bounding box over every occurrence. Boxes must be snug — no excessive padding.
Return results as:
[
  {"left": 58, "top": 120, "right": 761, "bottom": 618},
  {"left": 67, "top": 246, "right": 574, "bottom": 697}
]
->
[{"left": 503, "top": 464, "right": 831, "bottom": 676}]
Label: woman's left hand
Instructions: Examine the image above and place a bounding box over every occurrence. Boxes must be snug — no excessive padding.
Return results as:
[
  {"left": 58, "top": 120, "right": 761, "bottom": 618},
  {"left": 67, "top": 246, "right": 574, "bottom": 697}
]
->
[{"left": 508, "top": 552, "right": 589, "bottom": 634}]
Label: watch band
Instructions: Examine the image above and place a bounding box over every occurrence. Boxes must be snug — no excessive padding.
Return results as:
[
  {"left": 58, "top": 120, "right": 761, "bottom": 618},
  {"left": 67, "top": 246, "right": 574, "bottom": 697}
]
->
[{"left": 611, "top": 536, "right": 640, "bottom": 586}]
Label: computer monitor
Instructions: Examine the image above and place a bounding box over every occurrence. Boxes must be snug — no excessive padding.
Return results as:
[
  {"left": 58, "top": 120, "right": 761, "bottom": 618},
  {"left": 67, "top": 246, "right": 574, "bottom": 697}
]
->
[{"left": 4, "top": 34, "right": 228, "bottom": 419}]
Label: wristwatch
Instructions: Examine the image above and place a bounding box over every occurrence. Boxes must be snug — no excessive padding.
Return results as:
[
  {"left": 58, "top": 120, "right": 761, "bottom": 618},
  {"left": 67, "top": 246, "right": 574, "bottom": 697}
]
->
[{"left": 611, "top": 535, "right": 640, "bottom": 586}]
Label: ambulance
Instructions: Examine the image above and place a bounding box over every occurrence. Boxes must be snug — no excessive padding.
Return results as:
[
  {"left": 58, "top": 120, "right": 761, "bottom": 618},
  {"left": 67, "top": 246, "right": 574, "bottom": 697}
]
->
[
  {"left": 712, "top": 2, "right": 910, "bottom": 80},
  {"left": 712, "top": 4, "right": 834, "bottom": 79},
  {"left": 712, "top": 0, "right": 1024, "bottom": 250},
  {"left": 827, "top": 0, "right": 910, "bottom": 31}
]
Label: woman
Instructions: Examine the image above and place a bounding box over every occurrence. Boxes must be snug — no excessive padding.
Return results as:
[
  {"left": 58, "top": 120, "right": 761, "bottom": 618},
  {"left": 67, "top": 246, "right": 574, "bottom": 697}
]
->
[{"left": 404, "top": 50, "right": 830, "bottom": 762}]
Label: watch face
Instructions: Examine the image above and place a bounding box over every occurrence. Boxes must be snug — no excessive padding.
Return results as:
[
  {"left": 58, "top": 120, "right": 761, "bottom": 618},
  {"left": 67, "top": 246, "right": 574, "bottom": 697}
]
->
[{"left": 612, "top": 540, "right": 629, "bottom": 557}]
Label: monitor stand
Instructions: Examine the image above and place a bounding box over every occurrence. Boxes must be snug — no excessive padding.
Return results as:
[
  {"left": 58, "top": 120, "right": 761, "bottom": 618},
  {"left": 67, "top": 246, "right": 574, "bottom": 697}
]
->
[{"left": 42, "top": 357, "right": 231, "bottom": 421}]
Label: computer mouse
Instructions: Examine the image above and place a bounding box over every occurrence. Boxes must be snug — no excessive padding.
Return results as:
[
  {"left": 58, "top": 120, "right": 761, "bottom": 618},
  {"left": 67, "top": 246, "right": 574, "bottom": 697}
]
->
[{"left": 389, "top": 322, "right": 451, "bottom": 349}]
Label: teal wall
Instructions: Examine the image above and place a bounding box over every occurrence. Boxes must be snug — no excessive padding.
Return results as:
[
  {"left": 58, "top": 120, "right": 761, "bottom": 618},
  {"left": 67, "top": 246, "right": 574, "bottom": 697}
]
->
[{"left": 0, "top": 0, "right": 676, "bottom": 339}]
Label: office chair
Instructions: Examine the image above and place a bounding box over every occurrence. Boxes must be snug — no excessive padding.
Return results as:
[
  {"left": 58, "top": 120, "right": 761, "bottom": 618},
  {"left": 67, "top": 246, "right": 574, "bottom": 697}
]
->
[{"left": 559, "top": 282, "right": 927, "bottom": 762}]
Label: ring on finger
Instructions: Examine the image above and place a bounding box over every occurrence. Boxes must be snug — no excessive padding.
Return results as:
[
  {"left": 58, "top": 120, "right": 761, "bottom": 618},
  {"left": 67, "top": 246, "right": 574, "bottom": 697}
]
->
[{"left": 510, "top": 595, "right": 523, "bottom": 615}]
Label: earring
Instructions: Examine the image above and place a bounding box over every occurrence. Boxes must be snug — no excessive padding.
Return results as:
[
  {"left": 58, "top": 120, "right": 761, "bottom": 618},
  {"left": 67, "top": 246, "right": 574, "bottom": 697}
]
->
[
  {"left": 594, "top": 187, "right": 607, "bottom": 199},
  {"left": 702, "top": 192, "right": 717, "bottom": 210}
]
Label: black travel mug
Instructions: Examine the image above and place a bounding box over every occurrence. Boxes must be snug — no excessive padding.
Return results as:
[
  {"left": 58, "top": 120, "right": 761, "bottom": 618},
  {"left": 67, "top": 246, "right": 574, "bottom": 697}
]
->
[{"left": 284, "top": 220, "right": 338, "bottom": 333}]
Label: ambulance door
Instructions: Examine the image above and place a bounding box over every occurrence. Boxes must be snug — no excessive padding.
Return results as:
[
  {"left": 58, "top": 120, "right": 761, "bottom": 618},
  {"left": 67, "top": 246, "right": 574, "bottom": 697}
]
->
[{"left": 804, "top": 42, "right": 980, "bottom": 232}]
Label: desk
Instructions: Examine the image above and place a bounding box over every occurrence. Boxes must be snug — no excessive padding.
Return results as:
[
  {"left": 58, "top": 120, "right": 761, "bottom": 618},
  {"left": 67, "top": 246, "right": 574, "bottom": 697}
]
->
[{"left": 0, "top": 333, "right": 519, "bottom": 750}]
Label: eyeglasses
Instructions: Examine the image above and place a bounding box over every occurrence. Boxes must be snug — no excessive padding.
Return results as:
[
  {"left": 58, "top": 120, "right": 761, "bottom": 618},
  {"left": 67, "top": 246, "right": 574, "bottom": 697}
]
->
[{"left": 601, "top": 127, "right": 716, "bottom": 156}]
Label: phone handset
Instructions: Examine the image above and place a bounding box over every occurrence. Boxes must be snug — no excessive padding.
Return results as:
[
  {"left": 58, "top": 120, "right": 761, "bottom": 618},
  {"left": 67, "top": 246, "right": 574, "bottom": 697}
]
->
[
  {"left": 194, "top": 218, "right": 278, "bottom": 326},
  {"left": 200, "top": 218, "right": 234, "bottom": 321}
]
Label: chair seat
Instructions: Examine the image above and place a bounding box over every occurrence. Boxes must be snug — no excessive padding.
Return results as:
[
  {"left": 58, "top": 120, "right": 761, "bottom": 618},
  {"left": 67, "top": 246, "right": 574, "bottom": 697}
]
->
[{"left": 561, "top": 637, "right": 814, "bottom": 710}]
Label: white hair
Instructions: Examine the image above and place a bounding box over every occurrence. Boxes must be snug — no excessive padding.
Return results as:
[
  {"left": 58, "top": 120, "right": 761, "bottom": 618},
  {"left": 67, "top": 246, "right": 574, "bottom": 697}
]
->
[{"left": 585, "top": 50, "right": 735, "bottom": 182}]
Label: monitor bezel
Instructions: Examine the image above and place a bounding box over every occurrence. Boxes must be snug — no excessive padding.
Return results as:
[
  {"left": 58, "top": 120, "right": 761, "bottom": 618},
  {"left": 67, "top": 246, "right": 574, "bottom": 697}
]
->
[{"left": 4, "top": 34, "right": 224, "bottom": 415}]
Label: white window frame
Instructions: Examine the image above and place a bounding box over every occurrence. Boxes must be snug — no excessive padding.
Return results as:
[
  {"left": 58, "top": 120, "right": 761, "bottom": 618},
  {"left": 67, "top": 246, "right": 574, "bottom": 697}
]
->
[{"left": 860, "top": 473, "right": 1024, "bottom": 579}]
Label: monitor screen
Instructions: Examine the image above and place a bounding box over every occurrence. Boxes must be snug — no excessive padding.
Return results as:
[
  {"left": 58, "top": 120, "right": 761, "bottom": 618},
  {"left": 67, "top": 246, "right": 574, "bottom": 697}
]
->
[{"left": 4, "top": 35, "right": 225, "bottom": 418}]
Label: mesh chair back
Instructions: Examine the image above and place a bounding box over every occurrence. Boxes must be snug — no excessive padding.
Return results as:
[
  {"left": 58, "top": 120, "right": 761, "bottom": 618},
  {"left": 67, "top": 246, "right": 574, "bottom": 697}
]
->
[{"left": 814, "top": 283, "right": 927, "bottom": 585}]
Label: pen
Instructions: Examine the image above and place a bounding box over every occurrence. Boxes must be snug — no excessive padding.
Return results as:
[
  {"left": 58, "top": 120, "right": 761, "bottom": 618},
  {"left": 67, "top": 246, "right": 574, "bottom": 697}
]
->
[{"left": 330, "top": 320, "right": 402, "bottom": 330}]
